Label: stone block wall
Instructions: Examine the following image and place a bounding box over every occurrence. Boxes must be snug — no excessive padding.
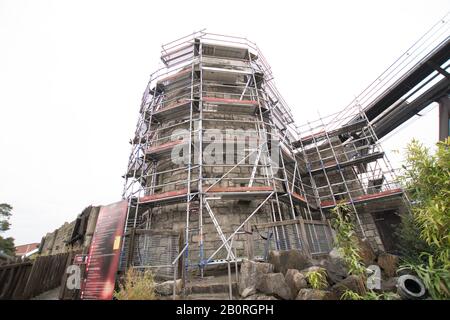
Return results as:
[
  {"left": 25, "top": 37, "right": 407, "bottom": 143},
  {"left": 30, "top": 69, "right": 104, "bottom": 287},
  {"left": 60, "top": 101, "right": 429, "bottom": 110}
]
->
[
  {"left": 40, "top": 221, "right": 77, "bottom": 255},
  {"left": 39, "top": 206, "right": 100, "bottom": 256},
  {"left": 149, "top": 112, "right": 279, "bottom": 195},
  {"left": 149, "top": 200, "right": 274, "bottom": 263},
  {"left": 357, "top": 211, "right": 384, "bottom": 252}
]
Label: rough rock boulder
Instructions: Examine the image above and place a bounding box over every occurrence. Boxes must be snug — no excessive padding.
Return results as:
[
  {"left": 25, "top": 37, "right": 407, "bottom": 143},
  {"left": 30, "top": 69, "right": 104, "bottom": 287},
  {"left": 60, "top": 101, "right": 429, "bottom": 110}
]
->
[
  {"left": 285, "top": 269, "right": 308, "bottom": 296},
  {"left": 268, "top": 249, "right": 311, "bottom": 275},
  {"left": 323, "top": 248, "right": 349, "bottom": 284},
  {"left": 238, "top": 259, "right": 273, "bottom": 296},
  {"left": 358, "top": 238, "right": 376, "bottom": 266},
  {"left": 332, "top": 275, "right": 367, "bottom": 298},
  {"left": 296, "top": 288, "right": 337, "bottom": 300},
  {"left": 377, "top": 253, "right": 399, "bottom": 278},
  {"left": 155, "top": 279, "right": 182, "bottom": 296},
  {"left": 257, "top": 273, "right": 293, "bottom": 300}
]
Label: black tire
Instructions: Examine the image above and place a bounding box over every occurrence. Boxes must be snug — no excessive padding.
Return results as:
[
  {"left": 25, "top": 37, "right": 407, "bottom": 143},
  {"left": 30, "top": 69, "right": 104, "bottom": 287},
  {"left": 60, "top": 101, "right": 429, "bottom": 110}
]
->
[{"left": 397, "top": 274, "right": 426, "bottom": 300}]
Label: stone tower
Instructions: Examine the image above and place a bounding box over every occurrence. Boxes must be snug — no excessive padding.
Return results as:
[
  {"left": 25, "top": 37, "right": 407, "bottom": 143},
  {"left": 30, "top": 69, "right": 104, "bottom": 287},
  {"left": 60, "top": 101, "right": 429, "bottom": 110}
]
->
[{"left": 121, "top": 31, "right": 408, "bottom": 278}]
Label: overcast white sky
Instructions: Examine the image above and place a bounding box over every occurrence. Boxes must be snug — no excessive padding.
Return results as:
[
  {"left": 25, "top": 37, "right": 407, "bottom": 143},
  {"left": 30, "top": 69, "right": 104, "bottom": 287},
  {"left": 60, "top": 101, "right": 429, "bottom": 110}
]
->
[{"left": 1, "top": 0, "right": 449, "bottom": 245}]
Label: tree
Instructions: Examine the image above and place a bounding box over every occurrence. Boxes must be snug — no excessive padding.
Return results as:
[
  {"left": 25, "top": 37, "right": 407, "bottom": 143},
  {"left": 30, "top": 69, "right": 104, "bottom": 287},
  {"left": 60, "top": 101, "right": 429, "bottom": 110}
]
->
[
  {"left": 0, "top": 203, "right": 15, "bottom": 256},
  {"left": 397, "top": 138, "right": 450, "bottom": 300}
]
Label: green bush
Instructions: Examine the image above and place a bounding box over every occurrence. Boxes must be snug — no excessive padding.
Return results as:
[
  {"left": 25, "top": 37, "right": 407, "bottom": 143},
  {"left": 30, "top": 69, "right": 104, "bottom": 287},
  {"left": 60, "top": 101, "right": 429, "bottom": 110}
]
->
[
  {"left": 331, "top": 203, "right": 366, "bottom": 277},
  {"left": 306, "top": 269, "right": 328, "bottom": 290},
  {"left": 397, "top": 138, "right": 450, "bottom": 300},
  {"left": 395, "top": 213, "right": 435, "bottom": 264}
]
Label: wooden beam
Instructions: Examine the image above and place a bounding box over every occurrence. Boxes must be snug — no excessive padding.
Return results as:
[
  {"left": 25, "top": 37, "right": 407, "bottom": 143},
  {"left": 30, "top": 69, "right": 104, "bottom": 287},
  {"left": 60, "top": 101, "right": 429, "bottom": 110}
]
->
[{"left": 298, "top": 217, "right": 312, "bottom": 258}]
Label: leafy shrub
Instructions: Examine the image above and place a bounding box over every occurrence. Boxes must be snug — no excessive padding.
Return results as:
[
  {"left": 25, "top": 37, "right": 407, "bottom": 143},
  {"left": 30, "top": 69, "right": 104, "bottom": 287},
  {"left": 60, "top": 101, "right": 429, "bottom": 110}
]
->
[
  {"left": 399, "top": 255, "right": 450, "bottom": 300},
  {"left": 306, "top": 269, "right": 328, "bottom": 290},
  {"left": 397, "top": 139, "right": 450, "bottom": 300},
  {"left": 395, "top": 213, "right": 435, "bottom": 264},
  {"left": 331, "top": 203, "right": 366, "bottom": 276},
  {"left": 113, "top": 268, "right": 156, "bottom": 300}
]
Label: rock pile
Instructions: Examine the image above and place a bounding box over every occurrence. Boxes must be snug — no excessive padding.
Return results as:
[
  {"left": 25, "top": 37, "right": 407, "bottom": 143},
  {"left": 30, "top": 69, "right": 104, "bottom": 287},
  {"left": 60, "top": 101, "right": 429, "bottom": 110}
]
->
[{"left": 238, "top": 249, "right": 404, "bottom": 300}]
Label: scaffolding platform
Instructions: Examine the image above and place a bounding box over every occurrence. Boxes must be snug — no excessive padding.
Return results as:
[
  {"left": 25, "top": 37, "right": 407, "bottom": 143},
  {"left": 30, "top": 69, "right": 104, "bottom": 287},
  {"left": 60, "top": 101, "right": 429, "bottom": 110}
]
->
[
  {"left": 306, "top": 151, "right": 385, "bottom": 176},
  {"left": 203, "top": 97, "right": 258, "bottom": 106},
  {"left": 291, "top": 192, "right": 310, "bottom": 206},
  {"left": 202, "top": 66, "right": 252, "bottom": 81},
  {"left": 320, "top": 188, "right": 404, "bottom": 209},
  {"left": 202, "top": 43, "right": 253, "bottom": 61},
  {"left": 145, "top": 140, "right": 187, "bottom": 160},
  {"left": 139, "top": 186, "right": 275, "bottom": 206},
  {"left": 157, "top": 68, "right": 192, "bottom": 86},
  {"left": 139, "top": 188, "right": 190, "bottom": 206},
  {"left": 203, "top": 97, "right": 265, "bottom": 114},
  {"left": 293, "top": 119, "right": 367, "bottom": 148},
  {"left": 206, "top": 186, "right": 274, "bottom": 200},
  {"left": 153, "top": 99, "right": 196, "bottom": 121},
  {"left": 277, "top": 191, "right": 316, "bottom": 210}
]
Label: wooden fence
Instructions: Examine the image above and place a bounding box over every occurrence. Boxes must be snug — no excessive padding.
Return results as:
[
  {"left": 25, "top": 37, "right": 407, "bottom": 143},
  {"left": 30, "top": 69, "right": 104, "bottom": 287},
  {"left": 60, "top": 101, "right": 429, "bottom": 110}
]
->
[
  {"left": 59, "top": 251, "right": 82, "bottom": 300},
  {"left": 0, "top": 252, "right": 72, "bottom": 300},
  {"left": 0, "top": 260, "right": 33, "bottom": 299}
]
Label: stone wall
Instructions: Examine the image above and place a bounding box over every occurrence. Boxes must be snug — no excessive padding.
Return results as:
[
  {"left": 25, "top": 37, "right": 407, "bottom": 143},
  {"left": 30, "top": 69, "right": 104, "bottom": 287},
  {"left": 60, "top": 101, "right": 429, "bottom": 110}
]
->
[
  {"left": 358, "top": 197, "right": 407, "bottom": 252},
  {"left": 356, "top": 211, "right": 384, "bottom": 252},
  {"left": 40, "top": 206, "right": 100, "bottom": 256},
  {"left": 144, "top": 101, "right": 285, "bottom": 266},
  {"left": 132, "top": 39, "right": 408, "bottom": 272},
  {"left": 40, "top": 221, "right": 77, "bottom": 255},
  {"left": 149, "top": 200, "right": 275, "bottom": 263},
  {"left": 150, "top": 112, "right": 279, "bottom": 195}
]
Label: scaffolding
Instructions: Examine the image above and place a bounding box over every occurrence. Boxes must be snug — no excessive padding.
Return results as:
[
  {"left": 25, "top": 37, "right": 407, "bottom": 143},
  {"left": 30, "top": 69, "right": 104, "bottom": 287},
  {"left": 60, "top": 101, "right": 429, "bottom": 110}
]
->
[
  {"left": 120, "top": 31, "right": 410, "bottom": 290},
  {"left": 292, "top": 108, "right": 410, "bottom": 244}
]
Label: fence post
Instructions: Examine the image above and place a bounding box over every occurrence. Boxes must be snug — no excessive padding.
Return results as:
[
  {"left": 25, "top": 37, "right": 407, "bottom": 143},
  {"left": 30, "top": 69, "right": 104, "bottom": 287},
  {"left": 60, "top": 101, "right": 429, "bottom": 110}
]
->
[
  {"left": 0, "top": 261, "right": 33, "bottom": 300},
  {"left": 23, "top": 257, "right": 40, "bottom": 299},
  {"left": 298, "top": 218, "right": 312, "bottom": 258},
  {"left": 59, "top": 251, "right": 76, "bottom": 300}
]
